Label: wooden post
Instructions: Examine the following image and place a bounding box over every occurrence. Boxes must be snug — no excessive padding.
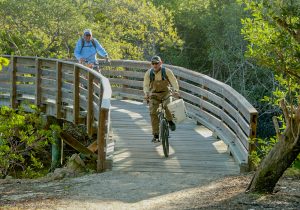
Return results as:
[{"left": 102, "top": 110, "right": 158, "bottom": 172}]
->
[
  {"left": 97, "top": 85, "right": 107, "bottom": 172},
  {"left": 248, "top": 112, "right": 258, "bottom": 171},
  {"left": 51, "top": 129, "right": 62, "bottom": 171},
  {"left": 73, "top": 66, "right": 80, "bottom": 124},
  {"left": 56, "top": 61, "right": 62, "bottom": 118},
  {"left": 48, "top": 116, "right": 63, "bottom": 171},
  {"left": 197, "top": 84, "right": 207, "bottom": 125},
  {"left": 35, "top": 58, "right": 42, "bottom": 107},
  {"left": 87, "top": 72, "right": 94, "bottom": 136},
  {"left": 10, "top": 56, "right": 17, "bottom": 109},
  {"left": 97, "top": 107, "right": 109, "bottom": 172},
  {"left": 122, "top": 67, "right": 129, "bottom": 100}
]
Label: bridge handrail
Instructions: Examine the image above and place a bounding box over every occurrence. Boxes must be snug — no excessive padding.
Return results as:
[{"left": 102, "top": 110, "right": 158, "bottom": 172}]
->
[
  {"left": 0, "top": 56, "right": 257, "bottom": 171},
  {"left": 99, "top": 59, "right": 258, "bottom": 171},
  {"left": 0, "top": 55, "right": 112, "bottom": 172}
]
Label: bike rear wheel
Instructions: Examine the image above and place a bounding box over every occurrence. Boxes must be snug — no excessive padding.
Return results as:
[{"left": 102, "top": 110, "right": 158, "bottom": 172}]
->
[{"left": 160, "top": 118, "right": 169, "bottom": 157}]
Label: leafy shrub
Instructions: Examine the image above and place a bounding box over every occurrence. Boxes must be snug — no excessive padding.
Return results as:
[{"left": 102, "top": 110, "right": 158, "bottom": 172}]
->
[
  {"left": 0, "top": 57, "right": 9, "bottom": 71},
  {"left": 0, "top": 104, "right": 60, "bottom": 178},
  {"left": 250, "top": 75, "right": 300, "bottom": 169}
]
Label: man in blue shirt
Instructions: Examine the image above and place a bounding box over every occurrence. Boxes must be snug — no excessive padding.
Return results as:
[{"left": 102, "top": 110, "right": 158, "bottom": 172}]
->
[{"left": 74, "top": 29, "right": 109, "bottom": 65}]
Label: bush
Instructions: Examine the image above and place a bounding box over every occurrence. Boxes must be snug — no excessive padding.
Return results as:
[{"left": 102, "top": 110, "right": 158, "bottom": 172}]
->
[
  {"left": 0, "top": 104, "right": 59, "bottom": 178},
  {"left": 250, "top": 75, "right": 300, "bottom": 170}
]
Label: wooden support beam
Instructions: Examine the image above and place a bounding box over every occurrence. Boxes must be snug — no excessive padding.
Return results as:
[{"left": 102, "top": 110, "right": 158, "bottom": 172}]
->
[
  {"left": 87, "top": 72, "right": 94, "bottom": 136},
  {"left": 87, "top": 140, "right": 97, "bottom": 153},
  {"left": 97, "top": 107, "right": 109, "bottom": 172},
  {"left": 10, "top": 56, "right": 17, "bottom": 109},
  {"left": 35, "top": 58, "right": 42, "bottom": 107},
  {"left": 56, "top": 61, "right": 62, "bottom": 118},
  {"left": 60, "top": 131, "right": 97, "bottom": 159},
  {"left": 97, "top": 84, "right": 109, "bottom": 173},
  {"left": 248, "top": 112, "right": 258, "bottom": 171},
  {"left": 73, "top": 66, "right": 80, "bottom": 124}
]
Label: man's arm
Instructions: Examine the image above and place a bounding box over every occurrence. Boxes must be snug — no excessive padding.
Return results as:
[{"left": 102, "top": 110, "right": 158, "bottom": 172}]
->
[
  {"left": 74, "top": 39, "right": 83, "bottom": 61},
  {"left": 166, "top": 68, "right": 179, "bottom": 92},
  {"left": 143, "top": 69, "right": 151, "bottom": 98},
  {"left": 94, "top": 39, "right": 108, "bottom": 58}
]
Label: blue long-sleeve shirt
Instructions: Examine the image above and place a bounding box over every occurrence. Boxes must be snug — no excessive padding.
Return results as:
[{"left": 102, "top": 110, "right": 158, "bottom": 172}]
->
[{"left": 74, "top": 38, "right": 108, "bottom": 63}]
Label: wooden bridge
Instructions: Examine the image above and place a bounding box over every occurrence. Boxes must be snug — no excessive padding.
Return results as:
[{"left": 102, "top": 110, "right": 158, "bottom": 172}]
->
[{"left": 0, "top": 56, "right": 257, "bottom": 174}]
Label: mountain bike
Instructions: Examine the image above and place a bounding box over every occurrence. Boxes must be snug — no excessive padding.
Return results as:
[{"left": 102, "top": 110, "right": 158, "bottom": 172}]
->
[{"left": 157, "top": 95, "right": 171, "bottom": 157}]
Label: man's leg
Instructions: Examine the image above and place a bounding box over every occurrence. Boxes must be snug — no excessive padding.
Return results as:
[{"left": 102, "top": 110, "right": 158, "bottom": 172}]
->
[{"left": 149, "top": 98, "right": 160, "bottom": 141}]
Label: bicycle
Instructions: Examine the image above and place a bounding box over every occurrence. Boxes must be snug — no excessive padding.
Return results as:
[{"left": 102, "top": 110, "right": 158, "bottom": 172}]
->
[
  {"left": 82, "top": 60, "right": 101, "bottom": 73},
  {"left": 147, "top": 92, "right": 180, "bottom": 157},
  {"left": 149, "top": 94, "right": 172, "bottom": 158},
  {"left": 159, "top": 98, "right": 170, "bottom": 157},
  {"left": 82, "top": 57, "right": 111, "bottom": 72}
]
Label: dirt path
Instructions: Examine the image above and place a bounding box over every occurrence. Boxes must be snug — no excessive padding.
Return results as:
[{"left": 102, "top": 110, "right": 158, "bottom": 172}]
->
[{"left": 1, "top": 171, "right": 299, "bottom": 210}]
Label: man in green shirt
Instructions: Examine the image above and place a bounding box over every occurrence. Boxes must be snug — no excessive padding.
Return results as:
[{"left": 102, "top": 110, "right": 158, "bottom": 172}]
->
[{"left": 143, "top": 56, "right": 180, "bottom": 142}]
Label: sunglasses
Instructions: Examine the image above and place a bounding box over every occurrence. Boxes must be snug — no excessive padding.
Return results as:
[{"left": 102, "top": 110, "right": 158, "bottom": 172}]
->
[
  {"left": 85, "top": 34, "right": 91, "bottom": 37},
  {"left": 151, "top": 62, "right": 159, "bottom": 65}
]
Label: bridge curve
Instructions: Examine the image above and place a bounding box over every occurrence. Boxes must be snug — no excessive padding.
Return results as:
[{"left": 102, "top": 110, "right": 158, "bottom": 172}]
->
[
  {"left": 0, "top": 56, "right": 257, "bottom": 172},
  {"left": 111, "top": 99, "right": 239, "bottom": 174}
]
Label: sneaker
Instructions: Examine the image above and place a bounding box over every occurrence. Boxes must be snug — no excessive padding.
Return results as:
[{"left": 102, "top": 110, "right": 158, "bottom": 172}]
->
[
  {"left": 151, "top": 134, "right": 160, "bottom": 143},
  {"left": 168, "top": 121, "right": 176, "bottom": 131}
]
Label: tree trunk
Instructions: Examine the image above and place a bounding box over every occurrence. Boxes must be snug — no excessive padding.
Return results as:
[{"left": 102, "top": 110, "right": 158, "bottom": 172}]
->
[{"left": 247, "top": 101, "right": 300, "bottom": 193}]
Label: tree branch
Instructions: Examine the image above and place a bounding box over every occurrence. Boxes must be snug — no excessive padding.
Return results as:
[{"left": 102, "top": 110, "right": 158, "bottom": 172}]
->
[
  {"left": 272, "top": 116, "right": 281, "bottom": 140},
  {"left": 293, "top": 106, "right": 300, "bottom": 145},
  {"left": 280, "top": 99, "right": 290, "bottom": 129}
]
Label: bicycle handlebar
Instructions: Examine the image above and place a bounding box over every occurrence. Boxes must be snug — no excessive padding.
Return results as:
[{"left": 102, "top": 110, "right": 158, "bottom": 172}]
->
[{"left": 145, "top": 92, "right": 181, "bottom": 105}]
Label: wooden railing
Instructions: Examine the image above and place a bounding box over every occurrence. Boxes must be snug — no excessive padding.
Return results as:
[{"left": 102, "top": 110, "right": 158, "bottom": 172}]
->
[
  {"left": 99, "top": 60, "right": 258, "bottom": 172},
  {"left": 0, "top": 56, "right": 258, "bottom": 172},
  {"left": 0, "top": 55, "right": 112, "bottom": 172}
]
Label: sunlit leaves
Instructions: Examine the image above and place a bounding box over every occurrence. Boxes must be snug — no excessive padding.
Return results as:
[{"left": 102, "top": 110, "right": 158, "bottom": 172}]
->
[
  {"left": 89, "top": 0, "right": 182, "bottom": 60},
  {"left": 0, "top": 0, "right": 87, "bottom": 58},
  {"left": 0, "top": 57, "right": 9, "bottom": 71},
  {"left": 239, "top": 0, "right": 300, "bottom": 78},
  {"left": 0, "top": 105, "right": 56, "bottom": 178},
  {"left": 0, "top": 0, "right": 182, "bottom": 61}
]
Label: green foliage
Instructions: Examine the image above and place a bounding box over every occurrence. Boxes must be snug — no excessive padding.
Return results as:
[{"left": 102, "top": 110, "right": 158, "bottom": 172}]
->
[
  {"left": 0, "top": 0, "right": 88, "bottom": 58},
  {"left": 251, "top": 75, "right": 300, "bottom": 168},
  {"left": 250, "top": 136, "right": 278, "bottom": 168},
  {"left": 239, "top": 0, "right": 300, "bottom": 79},
  {"left": 261, "top": 74, "right": 300, "bottom": 107},
  {"left": 238, "top": 0, "right": 300, "bottom": 169},
  {"left": 0, "top": 104, "right": 58, "bottom": 178},
  {"left": 88, "top": 0, "right": 183, "bottom": 60},
  {"left": 0, "top": 56, "right": 9, "bottom": 71},
  {"left": 0, "top": 0, "right": 182, "bottom": 61},
  {"left": 152, "top": 0, "right": 274, "bottom": 105}
]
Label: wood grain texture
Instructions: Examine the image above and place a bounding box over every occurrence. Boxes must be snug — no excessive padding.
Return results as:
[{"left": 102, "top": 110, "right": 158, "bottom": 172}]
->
[{"left": 110, "top": 99, "right": 240, "bottom": 174}]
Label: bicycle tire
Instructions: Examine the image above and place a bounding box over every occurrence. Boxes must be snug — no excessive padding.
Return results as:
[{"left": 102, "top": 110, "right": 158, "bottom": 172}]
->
[{"left": 160, "top": 118, "right": 169, "bottom": 157}]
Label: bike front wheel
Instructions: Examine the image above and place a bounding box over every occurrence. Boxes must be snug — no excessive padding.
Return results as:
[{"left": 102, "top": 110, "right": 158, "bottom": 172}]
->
[{"left": 160, "top": 118, "right": 169, "bottom": 157}]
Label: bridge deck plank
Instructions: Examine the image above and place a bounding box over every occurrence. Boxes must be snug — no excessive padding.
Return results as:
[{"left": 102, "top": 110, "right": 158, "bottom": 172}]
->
[{"left": 111, "top": 99, "right": 240, "bottom": 174}]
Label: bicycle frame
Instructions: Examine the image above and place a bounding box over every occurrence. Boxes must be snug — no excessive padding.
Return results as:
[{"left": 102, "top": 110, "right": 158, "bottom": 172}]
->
[
  {"left": 157, "top": 101, "right": 169, "bottom": 129},
  {"left": 156, "top": 95, "right": 171, "bottom": 157}
]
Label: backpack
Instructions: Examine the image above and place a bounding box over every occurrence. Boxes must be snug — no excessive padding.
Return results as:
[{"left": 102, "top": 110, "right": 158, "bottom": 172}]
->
[
  {"left": 80, "top": 38, "right": 96, "bottom": 52},
  {"left": 150, "top": 67, "right": 168, "bottom": 82}
]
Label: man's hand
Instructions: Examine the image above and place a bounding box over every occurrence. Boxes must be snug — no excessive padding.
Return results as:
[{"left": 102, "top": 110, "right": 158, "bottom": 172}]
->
[
  {"left": 79, "top": 58, "right": 85, "bottom": 64},
  {"left": 105, "top": 56, "right": 110, "bottom": 63},
  {"left": 144, "top": 94, "right": 150, "bottom": 104},
  {"left": 173, "top": 91, "right": 180, "bottom": 99}
]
